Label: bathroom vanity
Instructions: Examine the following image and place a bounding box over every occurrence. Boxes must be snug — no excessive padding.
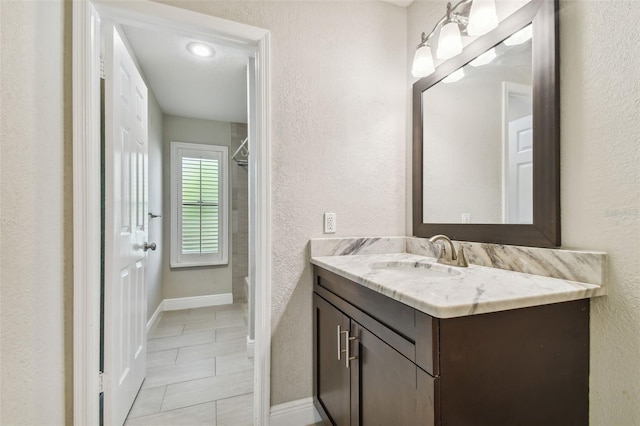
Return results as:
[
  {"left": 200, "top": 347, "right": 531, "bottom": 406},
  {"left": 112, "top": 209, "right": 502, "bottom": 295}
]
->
[{"left": 311, "top": 246, "right": 605, "bottom": 426}]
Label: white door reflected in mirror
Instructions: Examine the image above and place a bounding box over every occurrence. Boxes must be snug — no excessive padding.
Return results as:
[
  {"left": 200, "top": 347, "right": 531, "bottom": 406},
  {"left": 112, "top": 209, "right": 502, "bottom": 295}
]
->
[{"left": 422, "top": 27, "right": 533, "bottom": 225}]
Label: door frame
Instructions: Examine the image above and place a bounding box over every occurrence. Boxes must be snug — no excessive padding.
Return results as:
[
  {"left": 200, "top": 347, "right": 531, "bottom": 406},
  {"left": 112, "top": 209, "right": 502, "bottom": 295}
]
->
[
  {"left": 501, "top": 81, "right": 532, "bottom": 223},
  {"left": 72, "top": 1, "right": 272, "bottom": 424}
]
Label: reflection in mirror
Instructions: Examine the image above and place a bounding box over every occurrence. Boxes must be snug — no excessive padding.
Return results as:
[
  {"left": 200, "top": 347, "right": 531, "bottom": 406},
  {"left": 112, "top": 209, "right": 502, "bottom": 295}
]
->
[{"left": 422, "top": 24, "right": 532, "bottom": 224}]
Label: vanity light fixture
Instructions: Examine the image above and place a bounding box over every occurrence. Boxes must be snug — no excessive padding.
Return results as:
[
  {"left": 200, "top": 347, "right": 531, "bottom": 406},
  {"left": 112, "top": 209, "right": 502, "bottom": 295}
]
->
[
  {"left": 503, "top": 24, "right": 533, "bottom": 46},
  {"left": 187, "top": 42, "right": 215, "bottom": 58},
  {"left": 412, "top": 39, "right": 436, "bottom": 78},
  {"left": 467, "top": 0, "right": 499, "bottom": 36},
  {"left": 437, "top": 14, "right": 464, "bottom": 60},
  {"left": 442, "top": 68, "right": 465, "bottom": 83},
  {"left": 469, "top": 47, "right": 496, "bottom": 66},
  {"left": 411, "top": 0, "right": 499, "bottom": 76}
]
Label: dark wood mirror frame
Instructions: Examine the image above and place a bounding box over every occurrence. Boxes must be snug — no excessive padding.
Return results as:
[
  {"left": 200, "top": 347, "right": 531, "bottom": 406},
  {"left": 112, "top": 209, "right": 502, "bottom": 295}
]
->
[{"left": 412, "top": 0, "right": 559, "bottom": 247}]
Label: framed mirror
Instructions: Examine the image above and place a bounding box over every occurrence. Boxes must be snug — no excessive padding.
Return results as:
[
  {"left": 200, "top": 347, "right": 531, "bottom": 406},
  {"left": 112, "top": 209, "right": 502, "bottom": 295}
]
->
[{"left": 412, "top": 0, "right": 559, "bottom": 247}]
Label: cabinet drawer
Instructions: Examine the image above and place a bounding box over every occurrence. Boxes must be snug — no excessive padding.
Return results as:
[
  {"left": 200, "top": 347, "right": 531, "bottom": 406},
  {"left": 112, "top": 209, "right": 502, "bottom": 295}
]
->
[
  {"left": 315, "top": 266, "right": 416, "bottom": 340},
  {"left": 315, "top": 265, "right": 439, "bottom": 376}
]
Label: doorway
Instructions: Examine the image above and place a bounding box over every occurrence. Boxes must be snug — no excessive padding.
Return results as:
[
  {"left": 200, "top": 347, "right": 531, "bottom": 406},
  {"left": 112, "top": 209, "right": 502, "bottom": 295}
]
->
[{"left": 72, "top": 1, "right": 272, "bottom": 424}]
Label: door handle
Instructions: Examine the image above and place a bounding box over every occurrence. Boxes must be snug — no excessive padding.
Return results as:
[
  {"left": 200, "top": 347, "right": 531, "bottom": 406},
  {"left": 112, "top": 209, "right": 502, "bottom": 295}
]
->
[
  {"left": 337, "top": 325, "right": 343, "bottom": 361},
  {"left": 143, "top": 242, "right": 157, "bottom": 251}
]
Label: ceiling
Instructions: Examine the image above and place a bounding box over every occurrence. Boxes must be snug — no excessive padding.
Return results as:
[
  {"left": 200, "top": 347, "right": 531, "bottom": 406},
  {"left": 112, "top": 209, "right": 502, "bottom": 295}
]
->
[{"left": 122, "top": 25, "right": 249, "bottom": 123}]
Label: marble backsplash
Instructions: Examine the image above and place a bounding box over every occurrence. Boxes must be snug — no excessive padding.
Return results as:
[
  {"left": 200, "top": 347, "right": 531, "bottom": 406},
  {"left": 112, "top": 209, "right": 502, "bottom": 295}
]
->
[
  {"left": 310, "top": 236, "right": 607, "bottom": 287},
  {"left": 309, "top": 237, "right": 406, "bottom": 257}
]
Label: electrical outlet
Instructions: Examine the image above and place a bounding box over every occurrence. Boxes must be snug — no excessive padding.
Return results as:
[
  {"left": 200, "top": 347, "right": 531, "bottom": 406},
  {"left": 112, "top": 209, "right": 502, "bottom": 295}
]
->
[
  {"left": 324, "top": 212, "right": 337, "bottom": 234},
  {"left": 461, "top": 213, "right": 471, "bottom": 223}
]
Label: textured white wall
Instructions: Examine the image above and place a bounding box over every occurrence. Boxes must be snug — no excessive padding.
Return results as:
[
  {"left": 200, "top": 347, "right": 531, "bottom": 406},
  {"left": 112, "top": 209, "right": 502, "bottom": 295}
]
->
[
  {"left": 162, "top": 115, "right": 234, "bottom": 299},
  {"left": 560, "top": 1, "right": 640, "bottom": 424},
  {"left": 409, "top": 1, "right": 640, "bottom": 423},
  {"left": 152, "top": 0, "right": 408, "bottom": 404},
  {"left": 147, "top": 91, "right": 164, "bottom": 319},
  {"left": 0, "top": 1, "right": 72, "bottom": 424}
]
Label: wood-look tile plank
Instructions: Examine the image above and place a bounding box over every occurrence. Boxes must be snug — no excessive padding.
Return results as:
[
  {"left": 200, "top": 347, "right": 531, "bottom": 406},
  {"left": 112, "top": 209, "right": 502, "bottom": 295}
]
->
[
  {"left": 176, "top": 337, "right": 246, "bottom": 364},
  {"left": 124, "top": 401, "right": 216, "bottom": 426},
  {"left": 215, "top": 352, "right": 254, "bottom": 376},
  {"left": 162, "top": 370, "right": 253, "bottom": 411},
  {"left": 158, "top": 309, "right": 191, "bottom": 325},
  {"left": 127, "top": 387, "right": 166, "bottom": 419},
  {"left": 147, "top": 330, "right": 215, "bottom": 352},
  {"left": 149, "top": 324, "right": 185, "bottom": 339},
  {"left": 142, "top": 358, "right": 216, "bottom": 389},
  {"left": 147, "top": 348, "right": 178, "bottom": 368},
  {"left": 215, "top": 326, "right": 247, "bottom": 342},
  {"left": 216, "top": 393, "right": 253, "bottom": 426}
]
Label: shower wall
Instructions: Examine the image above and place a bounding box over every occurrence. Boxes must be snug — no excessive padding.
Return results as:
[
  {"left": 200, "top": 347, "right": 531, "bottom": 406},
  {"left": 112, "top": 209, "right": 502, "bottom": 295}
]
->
[{"left": 231, "top": 122, "right": 249, "bottom": 303}]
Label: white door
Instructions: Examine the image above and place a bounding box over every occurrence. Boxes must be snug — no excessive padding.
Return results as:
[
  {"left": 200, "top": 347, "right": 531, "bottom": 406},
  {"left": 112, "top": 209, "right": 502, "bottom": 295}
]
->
[
  {"left": 104, "top": 25, "right": 149, "bottom": 426},
  {"left": 506, "top": 114, "right": 533, "bottom": 224}
]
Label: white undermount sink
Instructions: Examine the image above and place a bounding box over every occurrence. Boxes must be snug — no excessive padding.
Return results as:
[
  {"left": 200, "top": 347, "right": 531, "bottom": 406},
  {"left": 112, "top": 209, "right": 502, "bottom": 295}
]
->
[{"left": 370, "top": 261, "right": 463, "bottom": 278}]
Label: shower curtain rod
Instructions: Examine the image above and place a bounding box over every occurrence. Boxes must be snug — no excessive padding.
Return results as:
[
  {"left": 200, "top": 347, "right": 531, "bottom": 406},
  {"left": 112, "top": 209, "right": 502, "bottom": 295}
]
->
[{"left": 232, "top": 137, "right": 249, "bottom": 166}]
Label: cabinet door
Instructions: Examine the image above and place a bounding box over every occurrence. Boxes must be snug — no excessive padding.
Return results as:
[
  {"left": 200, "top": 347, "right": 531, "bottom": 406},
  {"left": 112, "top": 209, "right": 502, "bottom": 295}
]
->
[
  {"left": 351, "top": 321, "right": 437, "bottom": 426},
  {"left": 314, "top": 294, "right": 351, "bottom": 426}
]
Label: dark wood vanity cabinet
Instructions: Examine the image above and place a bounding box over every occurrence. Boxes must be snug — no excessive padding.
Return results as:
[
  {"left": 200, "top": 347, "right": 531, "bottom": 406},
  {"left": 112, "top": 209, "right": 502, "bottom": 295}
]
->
[{"left": 312, "top": 266, "right": 590, "bottom": 426}]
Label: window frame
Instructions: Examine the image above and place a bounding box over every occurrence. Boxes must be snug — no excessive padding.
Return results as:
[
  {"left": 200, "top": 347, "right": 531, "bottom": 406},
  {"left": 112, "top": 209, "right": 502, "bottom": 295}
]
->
[{"left": 170, "top": 141, "right": 229, "bottom": 268}]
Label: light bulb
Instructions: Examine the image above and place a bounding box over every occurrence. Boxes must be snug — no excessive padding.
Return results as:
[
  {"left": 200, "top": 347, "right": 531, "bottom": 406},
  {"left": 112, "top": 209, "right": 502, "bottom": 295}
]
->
[
  {"left": 504, "top": 25, "right": 533, "bottom": 46},
  {"left": 467, "top": 0, "right": 499, "bottom": 37},
  {"left": 187, "top": 42, "right": 215, "bottom": 58},
  {"left": 469, "top": 48, "right": 496, "bottom": 67},
  {"left": 412, "top": 44, "right": 435, "bottom": 78},
  {"left": 437, "top": 22, "right": 463, "bottom": 60},
  {"left": 442, "top": 68, "right": 465, "bottom": 84}
]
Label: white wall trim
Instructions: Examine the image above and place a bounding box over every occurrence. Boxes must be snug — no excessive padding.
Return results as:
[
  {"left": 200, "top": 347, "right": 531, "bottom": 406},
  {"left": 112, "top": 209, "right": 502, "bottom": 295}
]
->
[
  {"left": 253, "top": 31, "right": 273, "bottom": 426},
  {"left": 72, "top": 2, "right": 102, "bottom": 425},
  {"left": 163, "top": 293, "right": 233, "bottom": 311},
  {"left": 270, "top": 398, "right": 323, "bottom": 426},
  {"left": 246, "top": 335, "right": 255, "bottom": 358},
  {"left": 73, "top": 1, "right": 272, "bottom": 424},
  {"left": 147, "top": 293, "right": 232, "bottom": 332},
  {"left": 146, "top": 302, "right": 164, "bottom": 332}
]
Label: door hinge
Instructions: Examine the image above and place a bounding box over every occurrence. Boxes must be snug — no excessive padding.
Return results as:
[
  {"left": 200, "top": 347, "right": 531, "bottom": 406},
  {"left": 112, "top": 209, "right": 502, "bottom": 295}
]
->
[{"left": 98, "top": 371, "right": 104, "bottom": 393}]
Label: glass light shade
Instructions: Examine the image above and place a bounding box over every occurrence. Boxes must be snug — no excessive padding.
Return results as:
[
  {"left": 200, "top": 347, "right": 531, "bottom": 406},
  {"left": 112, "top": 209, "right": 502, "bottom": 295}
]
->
[
  {"left": 442, "top": 68, "right": 465, "bottom": 84},
  {"left": 467, "top": 0, "right": 499, "bottom": 37},
  {"left": 469, "top": 48, "right": 496, "bottom": 67},
  {"left": 504, "top": 24, "right": 533, "bottom": 46},
  {"left": 412, "top": 45, "right": 435, "bottom": 78},
  {"left": 437, "top": 22, "right": 463, "bottom": 60}
]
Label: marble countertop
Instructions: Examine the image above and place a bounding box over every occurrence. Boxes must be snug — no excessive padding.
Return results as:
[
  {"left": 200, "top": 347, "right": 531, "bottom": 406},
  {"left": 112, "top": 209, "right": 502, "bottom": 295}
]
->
[{"left": 311, "top": 252, "right": 605, "bottom": 319}]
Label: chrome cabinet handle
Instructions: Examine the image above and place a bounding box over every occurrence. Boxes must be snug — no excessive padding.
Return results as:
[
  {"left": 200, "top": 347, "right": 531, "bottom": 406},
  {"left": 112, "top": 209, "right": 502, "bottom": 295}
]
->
[
  {"left": 344, "top": 329, "right": 357, "bottom": 368},
  {"left": 338, "top": 325, "right": 357, "bottom": 367},
  {"left": 337, "top": 325, "right": 342, "bottom": 361},
  {"left": 143, "top": 242, "right": 157, "bottom": 251}
]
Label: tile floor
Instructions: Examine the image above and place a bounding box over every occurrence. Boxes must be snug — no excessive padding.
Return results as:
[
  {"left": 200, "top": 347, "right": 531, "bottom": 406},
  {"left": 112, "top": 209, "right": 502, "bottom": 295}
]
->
[{"left": 124, "top": 303, "right": 253, "bottom": 426}]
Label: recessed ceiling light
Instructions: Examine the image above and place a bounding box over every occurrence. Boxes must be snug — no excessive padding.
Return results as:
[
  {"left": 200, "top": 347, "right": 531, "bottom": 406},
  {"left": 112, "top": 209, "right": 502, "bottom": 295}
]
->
[{"left": 187, "top": 42, "right": 215, "bottom": 58}]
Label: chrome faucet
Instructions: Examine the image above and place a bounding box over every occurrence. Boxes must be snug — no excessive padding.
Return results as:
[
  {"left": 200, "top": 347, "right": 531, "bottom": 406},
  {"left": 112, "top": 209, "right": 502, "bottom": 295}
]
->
[{"left": 429, "top": 235, "right": 468, "bottom": 267}]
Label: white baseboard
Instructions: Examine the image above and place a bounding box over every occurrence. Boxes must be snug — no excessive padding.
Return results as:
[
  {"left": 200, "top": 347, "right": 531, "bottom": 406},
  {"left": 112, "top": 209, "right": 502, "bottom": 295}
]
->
[
  {"left": 163, "top": 293, "right": 233, "bottom": 311},
  {"left": 147, "top": 301, "right": 163, "bottom": 332},
  {"left": 246, "top": 336, "right": 255, "bottom": 358},
  {"left": 270, "top": 397, "right": 322, "bottom": 426},
  {"left": 147, "top": 294, "right": 234, "bottom": 332}
]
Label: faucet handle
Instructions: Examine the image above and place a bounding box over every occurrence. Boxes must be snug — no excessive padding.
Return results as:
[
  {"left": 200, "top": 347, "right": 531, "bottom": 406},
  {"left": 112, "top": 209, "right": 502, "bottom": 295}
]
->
[
  {"left": 456, "top": 246, "right": 468, "bottom": 267},
  {"left": 437, "top": 243, "right": 447, "bottom": 259}
]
